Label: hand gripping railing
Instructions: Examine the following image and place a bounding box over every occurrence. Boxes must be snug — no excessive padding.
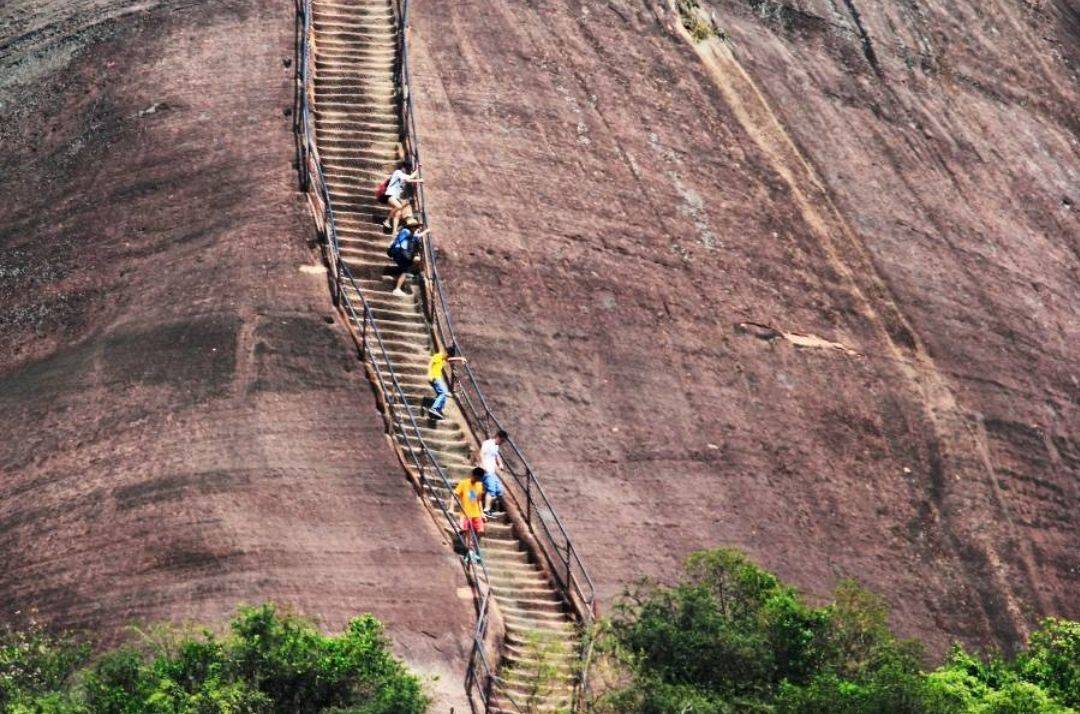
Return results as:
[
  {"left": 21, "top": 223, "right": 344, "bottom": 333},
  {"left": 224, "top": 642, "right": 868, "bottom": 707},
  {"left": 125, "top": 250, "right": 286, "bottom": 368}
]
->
[{"left": 296, "top": 1, "right": 597, "bottom": 710}]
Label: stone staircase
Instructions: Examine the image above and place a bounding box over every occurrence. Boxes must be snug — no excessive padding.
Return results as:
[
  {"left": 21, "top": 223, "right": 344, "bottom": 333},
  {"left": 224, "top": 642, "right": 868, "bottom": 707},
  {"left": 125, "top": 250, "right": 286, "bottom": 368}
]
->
[{"left": 308, "top": 1, "right": 581, "bottom": 710}]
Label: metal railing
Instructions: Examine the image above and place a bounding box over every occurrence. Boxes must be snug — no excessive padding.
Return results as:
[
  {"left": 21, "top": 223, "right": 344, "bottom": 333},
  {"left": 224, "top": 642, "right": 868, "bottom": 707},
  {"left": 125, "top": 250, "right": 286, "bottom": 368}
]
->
[
  {"left": 392, "top": 0, "right": 597, "bottom": 628},
  {"left": 296, "top": 0, "right": 597, "bottom": 709},
  {"left": 296, "top": 4, "right": 502, "bottom": 709}
]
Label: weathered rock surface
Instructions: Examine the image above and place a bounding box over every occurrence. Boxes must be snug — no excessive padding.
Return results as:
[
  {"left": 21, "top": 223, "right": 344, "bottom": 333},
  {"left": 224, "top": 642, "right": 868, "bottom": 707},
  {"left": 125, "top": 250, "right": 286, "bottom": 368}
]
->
[
  {"left": 408, "top": 0, "right": 1078, "bottom": 655},
  {"left": 0, "top": 1, "right": 470, "bottom": 705},
  {"left": 1, "top": 0, "right": 1075, "bottom": 688}
]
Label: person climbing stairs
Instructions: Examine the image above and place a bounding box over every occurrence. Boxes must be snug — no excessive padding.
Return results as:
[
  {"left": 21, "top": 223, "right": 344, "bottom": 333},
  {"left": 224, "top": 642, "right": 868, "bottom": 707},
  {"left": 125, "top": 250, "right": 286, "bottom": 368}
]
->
[{"left": 305, "top": 0, "right": 585, "bottom": 710}]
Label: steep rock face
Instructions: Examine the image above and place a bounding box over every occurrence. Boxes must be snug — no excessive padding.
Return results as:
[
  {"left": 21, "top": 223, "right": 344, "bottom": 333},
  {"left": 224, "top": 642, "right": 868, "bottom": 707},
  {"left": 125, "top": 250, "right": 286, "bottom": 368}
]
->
[
  {"left": 408, "top": 0, "right": 1077, "bottom": 655},
  {"left": 0, "top": 2, "right": 470, "bottom": 703}
]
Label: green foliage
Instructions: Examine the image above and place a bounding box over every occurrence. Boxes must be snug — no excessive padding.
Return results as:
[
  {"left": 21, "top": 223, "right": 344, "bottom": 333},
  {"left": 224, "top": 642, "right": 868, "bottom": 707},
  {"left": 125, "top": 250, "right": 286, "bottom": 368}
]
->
[
  {"left": 588, "top": 548, "right": 1079, "bottom": 714},
  {"left": 1019, "top": 619, "right": 1080, "bottom": 709},
  {"left": 0, "top": 605, "right": 428, "bottom": 713},
  {"left": 676, "top": 0, "right": 721, "bottom": 42},
  {"left": 0, "top": 618, "right": 90, "bottom": 712}
]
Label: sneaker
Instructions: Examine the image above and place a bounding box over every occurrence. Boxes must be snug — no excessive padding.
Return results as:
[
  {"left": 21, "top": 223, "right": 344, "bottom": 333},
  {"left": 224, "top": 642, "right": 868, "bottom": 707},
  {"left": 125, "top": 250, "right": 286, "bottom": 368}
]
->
[
  {"left": 382, "top": 219, "right": 392, "bottom": 230},
  {"left": 482, "top": 509, "right": 494, "bottom": 520},
  {"left": 428, "top": 408, "right": 444, "bottom": 420},
  {"left": 391, "top": 287, "right": 407, "bottom": 297},
  {"left": 467, "top": 551, "right": 484, "bottom": 565}
]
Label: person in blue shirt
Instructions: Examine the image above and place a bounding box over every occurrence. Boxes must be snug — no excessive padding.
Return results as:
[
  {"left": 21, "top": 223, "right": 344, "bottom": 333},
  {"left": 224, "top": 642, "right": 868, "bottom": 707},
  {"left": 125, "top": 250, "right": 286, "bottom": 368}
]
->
[{"left": 387, "top": 218, "right": 429, "bottom": 297}]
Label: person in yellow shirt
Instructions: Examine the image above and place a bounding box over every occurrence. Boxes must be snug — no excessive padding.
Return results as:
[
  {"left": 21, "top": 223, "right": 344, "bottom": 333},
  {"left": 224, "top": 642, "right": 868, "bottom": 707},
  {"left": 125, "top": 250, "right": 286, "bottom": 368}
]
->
[
  {"left": 454, "top": 467, "right": 487, "bottom": 561},
  {"left": 427, "top": 344, "right": 466, "bottom": 419}
]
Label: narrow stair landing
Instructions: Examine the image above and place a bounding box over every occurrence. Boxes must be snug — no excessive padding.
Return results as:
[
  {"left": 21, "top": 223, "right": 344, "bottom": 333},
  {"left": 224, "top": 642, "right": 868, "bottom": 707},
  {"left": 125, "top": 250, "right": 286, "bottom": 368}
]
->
[{"left": 309, "top": 1, "right": 581, "bottom": 710}]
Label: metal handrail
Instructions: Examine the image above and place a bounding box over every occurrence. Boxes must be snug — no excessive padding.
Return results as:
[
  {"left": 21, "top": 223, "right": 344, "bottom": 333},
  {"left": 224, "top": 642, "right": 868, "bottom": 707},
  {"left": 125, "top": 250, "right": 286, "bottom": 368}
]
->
[
  {"left": 391, "top": 0, "right": 597, "bottom": 626},
  {"left": 298, "top": 4, "right": 470, "bottom": 590},
  {"left": 296, "top": 3, "right": 509, "bottom": 710},
  {"left": 296, "top": 0, "right": 596, "bottom": 709}
]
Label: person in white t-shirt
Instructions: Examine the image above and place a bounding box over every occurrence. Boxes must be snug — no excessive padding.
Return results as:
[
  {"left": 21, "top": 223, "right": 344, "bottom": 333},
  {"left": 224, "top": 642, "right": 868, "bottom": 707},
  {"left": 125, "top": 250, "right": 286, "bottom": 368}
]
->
[
  {"left": 477, "top": 430, "right": 508, "bottom": 518},
  {"left": 377, "top": 159, "right": 422, "bottom": 235}
]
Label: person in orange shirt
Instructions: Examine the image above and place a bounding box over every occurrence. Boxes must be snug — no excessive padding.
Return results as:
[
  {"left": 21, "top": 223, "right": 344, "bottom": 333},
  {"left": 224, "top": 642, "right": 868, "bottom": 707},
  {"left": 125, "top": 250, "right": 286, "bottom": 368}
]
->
[{"left": 454, "top": 467, "right": 487, "bottom": 562}]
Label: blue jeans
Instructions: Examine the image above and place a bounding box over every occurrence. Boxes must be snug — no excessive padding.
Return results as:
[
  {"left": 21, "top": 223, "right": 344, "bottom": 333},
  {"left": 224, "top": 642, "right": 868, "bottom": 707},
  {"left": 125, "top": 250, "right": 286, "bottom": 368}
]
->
[{"left": 430, "top": 378, "right": 449, "bottom": 413}]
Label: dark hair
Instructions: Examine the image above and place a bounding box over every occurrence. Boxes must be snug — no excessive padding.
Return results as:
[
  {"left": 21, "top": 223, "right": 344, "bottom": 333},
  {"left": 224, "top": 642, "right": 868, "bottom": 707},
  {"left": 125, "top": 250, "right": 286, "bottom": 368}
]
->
[
  {"left": 402, "top": 158, "right": 414, "bottom": 173},
  {"left": 496, "top": 430, "right": 509, "bottom": 440},
  {"left": 471, "top": 466, "right": 485, "bottom": 479},
  {"left": 447, "top": 344, "right": 458, "bottom": 357}
]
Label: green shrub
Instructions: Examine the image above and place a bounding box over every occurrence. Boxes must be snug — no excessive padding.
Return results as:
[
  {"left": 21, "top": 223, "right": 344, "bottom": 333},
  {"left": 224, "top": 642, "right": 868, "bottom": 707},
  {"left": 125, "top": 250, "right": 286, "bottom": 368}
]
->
[
  {"left": 0, "top": 605, "right": 428, "bottom": 713},
  {"left": 0, "top": 618, "right": 89, "bottom": 712},
  {"left": 676, "top": 0, "right": 720, "bottom": 41},
  {"left": 1019, "top": 619, "right": 1080, "bottom": 709},
  {"left": 588, "top": 548, "right": 1078, "bottom": 713}
]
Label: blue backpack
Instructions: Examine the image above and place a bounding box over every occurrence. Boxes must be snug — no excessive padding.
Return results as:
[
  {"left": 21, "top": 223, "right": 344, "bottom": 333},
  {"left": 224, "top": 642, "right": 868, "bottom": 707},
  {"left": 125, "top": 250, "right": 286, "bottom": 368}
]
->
[{"left": 387, "top": 228, "right": 417, "bottom": 262}]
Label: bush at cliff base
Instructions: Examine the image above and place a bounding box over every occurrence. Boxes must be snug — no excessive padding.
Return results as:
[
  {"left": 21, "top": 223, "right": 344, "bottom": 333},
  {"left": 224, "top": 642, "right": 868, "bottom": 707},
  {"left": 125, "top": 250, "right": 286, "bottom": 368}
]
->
[
  {"left": 0, "top": 604, "right": 428, "bottom": 713},
  {"left": 588, "top": 548, "right": 1079, "bottom": 713}
]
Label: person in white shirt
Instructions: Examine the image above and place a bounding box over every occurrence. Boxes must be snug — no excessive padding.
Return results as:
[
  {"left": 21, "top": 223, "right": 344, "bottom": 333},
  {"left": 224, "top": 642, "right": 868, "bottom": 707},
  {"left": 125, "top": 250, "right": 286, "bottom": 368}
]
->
[
  {"left": 377, "top": 159, "right": 422, "bottom": 235},
  {"left": 477, "top": 430, "right": 508, "bottom": 517}
]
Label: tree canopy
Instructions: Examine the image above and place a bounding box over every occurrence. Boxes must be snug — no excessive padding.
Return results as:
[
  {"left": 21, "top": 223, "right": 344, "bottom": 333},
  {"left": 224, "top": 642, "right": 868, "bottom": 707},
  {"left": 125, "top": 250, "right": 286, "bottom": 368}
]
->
[
  {"left": 589, "top": 548, "right": 1078, "bottom": 713},
  {"left": 0, "top": 604, "right": 427, "bottom": 713}
]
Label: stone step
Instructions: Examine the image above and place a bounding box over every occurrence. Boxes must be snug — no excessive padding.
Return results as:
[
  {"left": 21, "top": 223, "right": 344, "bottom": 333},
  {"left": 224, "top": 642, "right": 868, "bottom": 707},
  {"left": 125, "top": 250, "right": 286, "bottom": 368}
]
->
[
  {"left": 315, "top": 130, "right": 398, "bottom": 148},
  {"left": 315, "top": 82, "right": 396, "bottom": 97},
  {"left": 313, "top": 11, "right": 394, "bottom": 25},
  {"left": 368, "top": 304, "right": 426, "bottom": 323},
  {"left": 503, "top": 640, "right": 578, "bottom": 665},
  {"left": 313, "top": 47, "right": 396, "bottom": 62},
  {"left": 496, "top": 604, "right": 569, "bottom": 624},
  {"left": 335, "top": 224, "right": 390, "bottom": 240},
  {"left": 313, "top": 19, "right": 396, "bottom": 34},
  {"left": 313, "top": 0, "right": 394, "bottom": 9},
  {"left": 504, "top": 629, "right": 579, "bottom": 652},
  {"left": 314, "top": 34, "right": 396, "bottom": 49},
  {"left": 499, "top": 668, "right": 575, "bottom": 693},
  {"left": 489, "top": 690, "right": 571, "bottom": 713},
  {"left": 489, "top": 565, "right": 549, "bottom": 586},
  {"left": 485, "top": 548, "right": 533, "bottom": 566},
  {"left": 314, "top": 109, "right": 396, "bottom": 128},
  {"left": 314, "top": 48, "right": 396, "bottom": 62},
  {"left": 314, "top": 102, "right": 396, "bottom": 117},
  {"left": 313, "top": 91, "right": 396, "bottom": 107},
  {"left": 320, "top": 161, "right": 391, "bottom": 178},
  {"left": 497, "top": 594, "right": 569, "bottom": 616},
  {"left": 339, "top": 248, "right": 393, "bottom": 266}
]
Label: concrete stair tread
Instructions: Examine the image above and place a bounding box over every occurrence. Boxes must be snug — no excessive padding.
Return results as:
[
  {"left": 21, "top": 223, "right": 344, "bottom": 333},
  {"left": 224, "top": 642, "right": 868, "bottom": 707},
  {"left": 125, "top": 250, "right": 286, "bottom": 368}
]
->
[{"left": 504, "top": 641, "right": 578, "bottom": 663}]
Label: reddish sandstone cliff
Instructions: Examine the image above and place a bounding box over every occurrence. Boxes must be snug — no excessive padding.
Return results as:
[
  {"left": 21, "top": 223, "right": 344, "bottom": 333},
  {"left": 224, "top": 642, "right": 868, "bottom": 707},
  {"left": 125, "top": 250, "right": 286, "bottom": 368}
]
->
[
  {"left": 408, "top": 0, "right": 1078, "bottom": 655},
  {"left": 0, "top": 2, "right": 470, "bottom": 706},
  {"left": 0, "top": 0, "right": 1075, "bottom": 684}
]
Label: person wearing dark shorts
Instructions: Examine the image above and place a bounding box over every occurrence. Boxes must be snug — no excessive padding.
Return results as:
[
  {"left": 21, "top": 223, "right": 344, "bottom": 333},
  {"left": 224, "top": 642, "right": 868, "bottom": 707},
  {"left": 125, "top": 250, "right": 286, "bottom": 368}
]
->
[{"left": 377, "top": 160, "right": 422, "bottom": 235}]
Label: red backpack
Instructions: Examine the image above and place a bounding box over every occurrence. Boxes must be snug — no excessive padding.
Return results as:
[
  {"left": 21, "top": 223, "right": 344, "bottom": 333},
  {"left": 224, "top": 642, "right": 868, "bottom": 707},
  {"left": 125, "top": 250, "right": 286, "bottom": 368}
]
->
[{"left": 375, "top": 177, "right": 390, "bottom": 199}]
